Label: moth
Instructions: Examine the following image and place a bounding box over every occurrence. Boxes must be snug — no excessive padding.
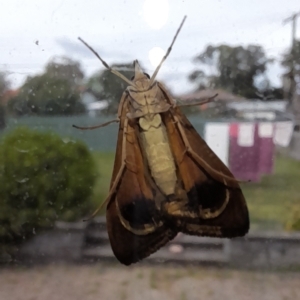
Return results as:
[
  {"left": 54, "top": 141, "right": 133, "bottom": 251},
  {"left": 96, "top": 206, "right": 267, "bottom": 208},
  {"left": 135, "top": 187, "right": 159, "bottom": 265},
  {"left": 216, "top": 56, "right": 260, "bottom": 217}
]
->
[{"left": 75, "top": 16, "right": 249, "bottom": 265}]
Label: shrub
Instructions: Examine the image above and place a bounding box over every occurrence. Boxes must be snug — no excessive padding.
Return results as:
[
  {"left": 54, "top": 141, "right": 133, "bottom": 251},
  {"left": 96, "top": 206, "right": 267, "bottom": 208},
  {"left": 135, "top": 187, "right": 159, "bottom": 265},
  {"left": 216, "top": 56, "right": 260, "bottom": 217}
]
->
[{"left": 0, "top": 127, "right": 97, "bottom": 246}]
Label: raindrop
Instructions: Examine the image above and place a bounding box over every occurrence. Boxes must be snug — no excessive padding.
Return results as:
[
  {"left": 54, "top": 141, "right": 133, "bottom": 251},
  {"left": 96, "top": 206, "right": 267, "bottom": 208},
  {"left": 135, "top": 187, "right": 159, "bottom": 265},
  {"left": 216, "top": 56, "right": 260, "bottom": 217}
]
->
[
  {"left": 16, "top": 178, "right": 29, "bottom": 183},
  {"left": 62, "top": 138, "right": 75, "bottom": 144},
  {"left": 14, "top": 147, "right": 31, "bottom": 153}
]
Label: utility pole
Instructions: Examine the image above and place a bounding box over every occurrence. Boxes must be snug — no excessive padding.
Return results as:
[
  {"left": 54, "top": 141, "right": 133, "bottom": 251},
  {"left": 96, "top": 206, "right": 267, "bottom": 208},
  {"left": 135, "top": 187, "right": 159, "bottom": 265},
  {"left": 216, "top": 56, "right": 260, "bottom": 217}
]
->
[{"left": 283, "top": 12, "right": 300, "bottom": 107}]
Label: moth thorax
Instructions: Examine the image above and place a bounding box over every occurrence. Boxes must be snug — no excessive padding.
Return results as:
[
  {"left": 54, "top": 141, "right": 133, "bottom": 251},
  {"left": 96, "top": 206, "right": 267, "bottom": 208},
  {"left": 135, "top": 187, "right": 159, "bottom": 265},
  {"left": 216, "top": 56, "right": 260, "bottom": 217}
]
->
[{"left": 139, "top": 114, "right": 177, "bottom": 196}]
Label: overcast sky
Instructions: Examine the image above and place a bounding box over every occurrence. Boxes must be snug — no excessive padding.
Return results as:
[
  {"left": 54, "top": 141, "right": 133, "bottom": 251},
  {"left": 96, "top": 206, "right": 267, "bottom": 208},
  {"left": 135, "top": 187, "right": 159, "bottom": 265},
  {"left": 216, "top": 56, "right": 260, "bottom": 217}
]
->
[{"left": 0, "top": 0, "right": 300, "bottom": 95}]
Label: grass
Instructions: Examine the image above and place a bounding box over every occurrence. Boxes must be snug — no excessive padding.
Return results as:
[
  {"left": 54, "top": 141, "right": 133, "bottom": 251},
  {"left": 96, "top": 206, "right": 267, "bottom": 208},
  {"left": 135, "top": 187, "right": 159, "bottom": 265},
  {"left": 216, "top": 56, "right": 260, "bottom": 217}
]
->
[
  {"left": 91, "top": 152, "right": 115, "bottom": 214},
  {"left": 91, "top": 151, "right": 300, "bottom": 230},
  {"left": 241, "top": 153, "right": 300, "bottom": 231}
]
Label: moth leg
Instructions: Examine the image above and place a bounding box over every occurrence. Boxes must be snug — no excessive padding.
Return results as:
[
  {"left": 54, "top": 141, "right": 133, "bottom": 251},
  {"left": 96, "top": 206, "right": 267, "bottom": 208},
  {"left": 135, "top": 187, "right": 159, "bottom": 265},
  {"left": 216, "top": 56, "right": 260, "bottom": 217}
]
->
[
  {"left": 102, "top": 117, "right": 129, "bottom": 206},
  {"left": 73, "top": 119, "right": 119, "bottom": 130},
  {"left": 157, "top": 82, "right": 176, "bottom": 105},
  {"left": 117, "top": 92, "right": 128, "bottom": 119},
  {"left": 172, "top": 114, "right": 239, "bottom": 187},
  {"left": 73, "top": 92, "right": 128, "bottom": 131},
  {"left": 85, "top": 117, "right": 129, "bottom": 219},
  {"left": 103, "top": 93, "right": 131, "bottom": 198}
]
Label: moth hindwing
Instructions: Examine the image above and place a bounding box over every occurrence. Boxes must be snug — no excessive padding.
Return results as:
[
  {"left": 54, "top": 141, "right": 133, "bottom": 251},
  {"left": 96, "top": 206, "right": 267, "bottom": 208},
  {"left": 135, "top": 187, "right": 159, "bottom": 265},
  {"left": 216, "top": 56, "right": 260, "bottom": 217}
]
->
[{"left": 76, "top": 16, "right": 249, "bottom": 265}]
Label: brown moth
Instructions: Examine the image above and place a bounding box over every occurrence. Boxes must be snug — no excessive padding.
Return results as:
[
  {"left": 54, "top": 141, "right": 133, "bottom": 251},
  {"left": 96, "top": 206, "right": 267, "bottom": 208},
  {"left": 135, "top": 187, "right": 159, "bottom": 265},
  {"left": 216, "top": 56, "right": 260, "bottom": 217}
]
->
[{"left": 75, "top": 16, "right": 249, "bottom": 265}]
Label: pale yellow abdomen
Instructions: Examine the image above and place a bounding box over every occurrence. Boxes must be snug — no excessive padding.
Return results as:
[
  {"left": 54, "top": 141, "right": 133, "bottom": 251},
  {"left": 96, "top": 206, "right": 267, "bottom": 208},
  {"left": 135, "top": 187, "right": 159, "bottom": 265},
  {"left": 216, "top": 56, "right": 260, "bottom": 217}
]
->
[{"left": 139, "top": 114, "right": 177, "bottom": 195}]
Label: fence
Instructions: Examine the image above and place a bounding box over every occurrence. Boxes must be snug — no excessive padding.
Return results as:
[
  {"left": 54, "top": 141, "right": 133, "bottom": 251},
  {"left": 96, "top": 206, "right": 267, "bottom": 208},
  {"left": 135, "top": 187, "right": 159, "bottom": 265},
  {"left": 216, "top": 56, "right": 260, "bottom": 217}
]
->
[{"left": 0, "top": 115, "right": 206, "bottom": 152}]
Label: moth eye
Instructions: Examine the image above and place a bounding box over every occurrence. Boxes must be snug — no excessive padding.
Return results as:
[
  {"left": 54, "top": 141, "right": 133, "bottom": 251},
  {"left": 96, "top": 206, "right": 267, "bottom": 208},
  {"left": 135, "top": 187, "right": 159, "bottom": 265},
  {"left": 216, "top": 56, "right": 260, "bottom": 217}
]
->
[{"left": 131, "top": 76, "right": 135, "bottom": 80}]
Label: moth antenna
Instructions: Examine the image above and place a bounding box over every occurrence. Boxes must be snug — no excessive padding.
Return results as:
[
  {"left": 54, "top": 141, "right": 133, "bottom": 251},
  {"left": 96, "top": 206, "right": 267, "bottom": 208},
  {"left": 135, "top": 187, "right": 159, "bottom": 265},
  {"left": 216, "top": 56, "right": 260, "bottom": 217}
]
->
[
  {"left": 149, "top": 15, "right": 187, "bottom": 86},
  {"left": 78, "top": 37, "right": 135, "bottom": 87}
]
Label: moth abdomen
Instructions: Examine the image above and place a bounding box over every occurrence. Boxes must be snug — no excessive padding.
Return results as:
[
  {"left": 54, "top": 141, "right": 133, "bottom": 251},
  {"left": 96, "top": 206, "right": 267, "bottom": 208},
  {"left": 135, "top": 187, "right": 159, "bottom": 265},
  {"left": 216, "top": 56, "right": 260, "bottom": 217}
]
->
[{"left": 139, "top": 114, "right": 177, "bottom": 196}]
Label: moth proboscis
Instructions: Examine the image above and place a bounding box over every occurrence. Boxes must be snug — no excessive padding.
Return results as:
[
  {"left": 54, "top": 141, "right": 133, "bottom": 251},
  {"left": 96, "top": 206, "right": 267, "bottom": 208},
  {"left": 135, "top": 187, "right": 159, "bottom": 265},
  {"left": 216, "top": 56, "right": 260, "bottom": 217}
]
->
[{"left": 74, "top": 16, "right": 249, "bottom": 265}]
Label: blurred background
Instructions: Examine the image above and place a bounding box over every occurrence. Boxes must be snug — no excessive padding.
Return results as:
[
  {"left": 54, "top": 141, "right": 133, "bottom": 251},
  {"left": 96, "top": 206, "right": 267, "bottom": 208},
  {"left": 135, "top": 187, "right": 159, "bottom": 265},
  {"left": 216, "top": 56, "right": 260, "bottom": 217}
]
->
[{"left": 1, "top": 1, "right": 300, "bottom": 299}]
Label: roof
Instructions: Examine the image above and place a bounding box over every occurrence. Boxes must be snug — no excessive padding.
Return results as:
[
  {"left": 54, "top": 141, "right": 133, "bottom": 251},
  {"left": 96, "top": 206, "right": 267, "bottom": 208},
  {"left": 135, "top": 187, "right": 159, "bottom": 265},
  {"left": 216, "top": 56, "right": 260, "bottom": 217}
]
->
[
  {"left": 228, "top": 100, "right": 288, "bottom": 112},
  {"left": 1, "top": 89, "right": 20, "bottom": 105},
  {"left": 178, "top": 89, "right": 245, "bottom": 102}
]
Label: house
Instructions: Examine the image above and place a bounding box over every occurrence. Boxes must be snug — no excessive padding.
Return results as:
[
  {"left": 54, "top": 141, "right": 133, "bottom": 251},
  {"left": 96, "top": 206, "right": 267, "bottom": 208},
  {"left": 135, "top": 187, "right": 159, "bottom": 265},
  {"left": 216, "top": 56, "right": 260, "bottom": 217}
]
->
[
  {"left": 80, "top": 89, "right": 108, "bottom": 117},
  {"left": 177, "top": 89, "right": 245, "bottom": 116},
  {"left": 1, "top": 89, "right": 19, "bottom": 105},
  {"left": 227, "top": 100, "right": 291, "bottom": 122},
  {"left": 178, "top": 89, "right": 245, "bottom": 103}
]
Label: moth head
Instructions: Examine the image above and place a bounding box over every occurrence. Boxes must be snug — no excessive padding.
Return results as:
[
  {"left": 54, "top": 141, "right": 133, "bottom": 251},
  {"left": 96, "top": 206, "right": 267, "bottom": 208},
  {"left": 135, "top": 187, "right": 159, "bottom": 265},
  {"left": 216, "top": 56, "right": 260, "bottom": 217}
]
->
[{"left": 130, "top": 60, "right": 151, "bottom": 90}]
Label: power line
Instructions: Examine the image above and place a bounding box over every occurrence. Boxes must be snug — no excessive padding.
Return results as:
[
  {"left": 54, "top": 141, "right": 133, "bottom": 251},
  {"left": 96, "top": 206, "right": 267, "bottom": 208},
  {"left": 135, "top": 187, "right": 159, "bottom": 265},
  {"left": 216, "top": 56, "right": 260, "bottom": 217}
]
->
[{"left": 283, "top": 11, "right": 300, "bottom": 106}]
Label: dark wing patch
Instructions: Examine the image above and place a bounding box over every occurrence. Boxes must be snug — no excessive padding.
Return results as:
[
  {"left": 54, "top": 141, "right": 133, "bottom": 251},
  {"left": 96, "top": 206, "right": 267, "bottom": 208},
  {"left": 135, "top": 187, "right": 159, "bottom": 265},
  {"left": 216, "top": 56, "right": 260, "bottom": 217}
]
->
[
  {"left": 178, "top": 184, "right": 249, "bottom": 238},
  {"left": 107, "top": 199, "right": 177, "bottom": 265}
]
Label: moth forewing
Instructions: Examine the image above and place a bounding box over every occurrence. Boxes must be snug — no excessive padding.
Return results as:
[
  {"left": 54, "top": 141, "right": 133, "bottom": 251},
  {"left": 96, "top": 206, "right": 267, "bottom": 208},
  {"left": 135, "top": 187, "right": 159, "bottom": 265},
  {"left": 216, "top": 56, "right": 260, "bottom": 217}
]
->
[{"left": 76, "top": 16, "right": 249, "bottom": 265}]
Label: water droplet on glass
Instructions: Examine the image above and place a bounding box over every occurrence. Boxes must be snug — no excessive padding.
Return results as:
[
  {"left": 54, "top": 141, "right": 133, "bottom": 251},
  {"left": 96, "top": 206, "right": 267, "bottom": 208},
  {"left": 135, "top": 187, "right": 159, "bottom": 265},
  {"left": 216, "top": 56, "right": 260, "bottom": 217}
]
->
[{"left": 16, "top": 178, "right": 29, "bottom": 183}]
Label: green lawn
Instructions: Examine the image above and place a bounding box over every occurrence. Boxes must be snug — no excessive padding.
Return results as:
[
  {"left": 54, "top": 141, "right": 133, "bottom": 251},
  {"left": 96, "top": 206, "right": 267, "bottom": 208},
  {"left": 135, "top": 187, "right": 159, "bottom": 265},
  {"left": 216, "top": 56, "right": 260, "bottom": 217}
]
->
[
  {"left": 241, "top": 154, "right": 300, "bottom": 231},
  {"left": 91, "top": 152, "right": 300, "bottom": 231},
  {"left": 91, "top": 152, "right": 116, "bottom": 214}
]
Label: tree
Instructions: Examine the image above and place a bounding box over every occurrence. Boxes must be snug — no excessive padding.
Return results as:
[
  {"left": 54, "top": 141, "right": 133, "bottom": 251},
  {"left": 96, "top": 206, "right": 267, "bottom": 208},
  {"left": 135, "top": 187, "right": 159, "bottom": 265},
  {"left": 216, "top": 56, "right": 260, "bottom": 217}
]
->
[
  {"left": 189, "top": 44, "right": 272, "bottom": 98},
  {"left": 45, "top": 56, "right": 84, "bottom": 87},
  {"left": 0, "top": 72, "right": 10, "bottom": 99},
  {"left": 87, "top": 63, "right": 135, "bottom": 114},
  {"left": 0, "top": 72, "right": 10, "bottom": 128},
  {"left": 8, "top": 57, "right": 85, "bottom": 116},
  {"left": 9, "top": 75, "right": 85, "bottom": 116}
]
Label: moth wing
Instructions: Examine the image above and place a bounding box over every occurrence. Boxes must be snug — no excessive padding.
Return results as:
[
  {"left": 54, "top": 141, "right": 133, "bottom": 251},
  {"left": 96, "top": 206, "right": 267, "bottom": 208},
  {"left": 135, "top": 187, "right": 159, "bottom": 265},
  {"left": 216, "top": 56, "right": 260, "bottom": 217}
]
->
[
  {"left": 107, "top": 200, "right": 177, "bottom": 265},
  {"left": 106, "top": 94, "right": 177, "bottom": 265},
  {"left": 158, "top": 84, "right": 249, "bottom": 238}
]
